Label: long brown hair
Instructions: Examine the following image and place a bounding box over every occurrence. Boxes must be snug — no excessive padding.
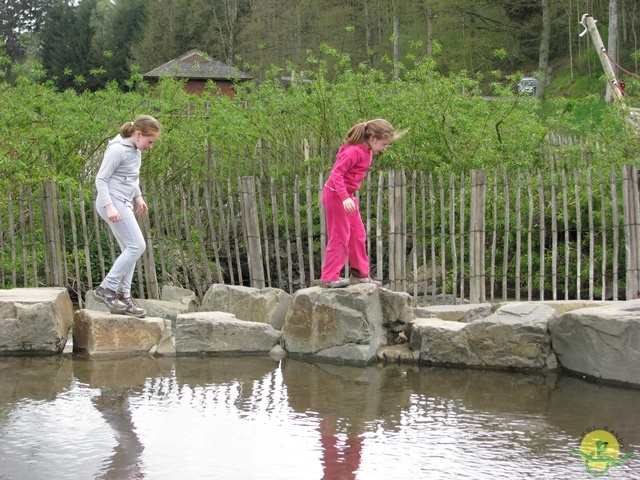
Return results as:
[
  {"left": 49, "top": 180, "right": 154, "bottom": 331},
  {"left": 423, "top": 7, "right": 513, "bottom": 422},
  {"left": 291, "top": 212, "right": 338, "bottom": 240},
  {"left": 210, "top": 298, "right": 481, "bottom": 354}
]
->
[
  {"left": 343, "top": 118, "right": 406, "bottom": 146},
  {"left": 120, "top": 115, "right": 162, "bottom": 138}
]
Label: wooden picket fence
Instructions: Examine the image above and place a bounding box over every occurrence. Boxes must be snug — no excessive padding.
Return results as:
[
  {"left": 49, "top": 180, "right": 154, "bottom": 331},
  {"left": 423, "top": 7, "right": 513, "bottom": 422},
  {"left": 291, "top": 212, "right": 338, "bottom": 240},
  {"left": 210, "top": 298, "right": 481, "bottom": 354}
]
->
[{"left": 2, "top": 165, "right": 640, "bottom": 307}]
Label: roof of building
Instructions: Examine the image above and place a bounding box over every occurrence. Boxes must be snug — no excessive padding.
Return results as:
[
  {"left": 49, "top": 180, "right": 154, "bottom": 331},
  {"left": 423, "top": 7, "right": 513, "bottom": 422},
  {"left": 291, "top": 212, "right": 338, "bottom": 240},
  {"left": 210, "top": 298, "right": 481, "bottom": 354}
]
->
[{"left": 143, "top": 49, "right": 253, "bottom": 81}]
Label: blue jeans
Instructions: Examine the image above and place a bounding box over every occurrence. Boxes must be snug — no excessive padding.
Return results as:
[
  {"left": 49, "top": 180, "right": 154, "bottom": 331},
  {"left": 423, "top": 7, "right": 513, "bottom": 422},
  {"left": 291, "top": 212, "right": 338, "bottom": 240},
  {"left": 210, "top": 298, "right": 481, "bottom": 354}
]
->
[{"left": 96, "top": 196, "right": 146, "bottom": 297}]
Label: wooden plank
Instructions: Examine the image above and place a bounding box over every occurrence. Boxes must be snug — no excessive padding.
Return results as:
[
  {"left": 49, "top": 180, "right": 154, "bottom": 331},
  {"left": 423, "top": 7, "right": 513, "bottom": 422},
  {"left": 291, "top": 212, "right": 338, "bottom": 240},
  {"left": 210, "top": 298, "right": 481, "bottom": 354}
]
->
[
  {"left": 550, "top": 169, "right": 558, "bottom": 300},
  {"left": 259, "top": 178, "right": 273, "bottom": 286},
  {"left": 203, "top": 180, "right": 224, "bottom": 284},
  {"left": 411, "top": 171, "right": 419, "bottom": 303},
  {"left": 216, "top": 181, "right": 234, "bottom": 285},
  {"left": 515, "top": 173, "right": 522, "bottom": 301},
  {"left": 538, "top": 171, "right": 546, "bottom": 301},
  {"left": 271, "top": 178, "right": 284, "bottom": 288},
  {"left": 527, "top": 172, "right": 534, "bottom": 300},
  {"left": 159, "top": 182, "right": 179, "bottom": 284},
  {"left": 66, "top": 184, "right": 82, "bottom": 304},
  {"left": 376, "top": 172, "right": 384, "bottom": 282},
  {"left": 502, "top": 169, "right": 510, "bottom": 301},
  {"left": 610, "top": 166, "right": 620, "bottom": 300},
  {"left": 91, "top": 190, "right": 109, "bottom": 285},
  {"left": 228, "top": 179, "right": 243, "bottom": 286},
  {"left": 26, "top": 185, "right": 39, "bottom": 287},
  {"left": 586, "top": 169, "right": 595, "bottom": 300},
  {"left": 561, "top": 170, "right": 570, "bottom": 300},
  {"left": 429, "top": 174, "right": 437, "bottom": 303},
  {"left": 192, "top": 182, "right": 213, "bottom": 288},
  {"left": 8, "top": 189, "right": 17, "bottom": 286},
  {"left": 18, "top": 187, "right": 29, "bottom": 285},
  {"left": 293, "top": 175, "right": 306, "bottom": 288},
  {"left": 439, "top": 174, "right": 446, "bottom": 299},
  {"left": 459, "top": 171, "right": 466, "bottom": 302},
  {"left": 168, "top": 183, "right": 190, "bottom": 288},
  {"left": 306, "top": 174, "right": 314, "bottom": 282},
  {"left": 240, "top": 176, "right": 265, "bottom": 288},
  {"left": 282, "top": 177, "right": 294, "bottom": 293},
  {"left": 449, "top": 173, "right": 458, "bottom": 302},
  {"left": 574, "top": 169, "right": 582, "bottom": 300},
  {"left": 149, "top": 181, "right": 169, "bottom": 286},
  {"left": 599, "top": 169, "right": 607, "bottom": 300},
  {"left": 490, "top": 170, "right": 498, "bottom": 302}
]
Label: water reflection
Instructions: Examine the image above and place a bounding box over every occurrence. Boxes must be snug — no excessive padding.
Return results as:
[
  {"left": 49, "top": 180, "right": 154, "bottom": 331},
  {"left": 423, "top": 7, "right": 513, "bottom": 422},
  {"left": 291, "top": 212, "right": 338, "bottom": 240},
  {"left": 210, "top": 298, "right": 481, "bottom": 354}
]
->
[{"left": 0, "top": 355, "right": 638, "bottom": 479}]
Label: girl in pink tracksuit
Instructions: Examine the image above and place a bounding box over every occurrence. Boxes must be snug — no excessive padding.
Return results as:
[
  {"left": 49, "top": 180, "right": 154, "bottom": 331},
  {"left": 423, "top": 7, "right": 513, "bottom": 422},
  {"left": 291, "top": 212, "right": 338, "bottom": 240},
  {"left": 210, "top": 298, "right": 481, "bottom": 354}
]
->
[{"left": 320, "top": 119, "right": 405, "bottom": 288}]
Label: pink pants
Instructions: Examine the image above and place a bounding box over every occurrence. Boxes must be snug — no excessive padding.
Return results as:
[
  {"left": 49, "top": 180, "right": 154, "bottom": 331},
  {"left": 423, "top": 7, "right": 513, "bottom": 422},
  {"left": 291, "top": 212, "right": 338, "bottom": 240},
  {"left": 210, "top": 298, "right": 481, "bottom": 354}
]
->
[{"left": 320, "top": 186, "right": 370, "bottom": 282}]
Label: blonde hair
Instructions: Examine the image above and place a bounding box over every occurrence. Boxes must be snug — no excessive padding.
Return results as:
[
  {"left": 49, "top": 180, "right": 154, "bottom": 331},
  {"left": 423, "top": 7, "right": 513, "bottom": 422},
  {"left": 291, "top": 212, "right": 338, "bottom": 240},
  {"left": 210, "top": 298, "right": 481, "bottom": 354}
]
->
[
  {"left": 120, "top": 115, "right": 162, "bottom": 138},
  {"left": 344, "top": 118, "right": 406, "bottom": 146}
]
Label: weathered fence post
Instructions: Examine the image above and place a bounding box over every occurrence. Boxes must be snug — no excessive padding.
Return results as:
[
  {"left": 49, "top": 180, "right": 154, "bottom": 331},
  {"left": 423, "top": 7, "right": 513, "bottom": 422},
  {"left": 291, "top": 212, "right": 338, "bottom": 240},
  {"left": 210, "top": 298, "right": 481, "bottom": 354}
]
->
[
  {"left": 621, "top": 165, "right": 640, "bottom": 299},
  {"left": 240, "top": 176, "right": 265, "bottom": 288},
  {"left": 40, "top": 181, "right": 64, "bottom": 286},
  {"left": 469, "top": 170, "right": 487, "bottom": 303},
  {"left": 388, "top": 169, "right": 407, "bottom": 292}
]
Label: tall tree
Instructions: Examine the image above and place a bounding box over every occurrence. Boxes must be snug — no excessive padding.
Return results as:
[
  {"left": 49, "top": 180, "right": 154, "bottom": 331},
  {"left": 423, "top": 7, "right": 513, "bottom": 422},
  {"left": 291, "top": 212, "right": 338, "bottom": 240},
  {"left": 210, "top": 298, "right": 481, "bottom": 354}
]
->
[
  {"left": 536, "top": 0, "right": 551, "bottom": 99},
  {"left": 605, "top": 0, "right": 618, "bottom": 101}
]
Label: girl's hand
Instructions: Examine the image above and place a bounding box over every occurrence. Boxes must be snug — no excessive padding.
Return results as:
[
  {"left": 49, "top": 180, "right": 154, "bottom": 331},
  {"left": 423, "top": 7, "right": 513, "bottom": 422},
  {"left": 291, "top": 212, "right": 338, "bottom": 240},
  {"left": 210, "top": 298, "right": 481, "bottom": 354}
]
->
[
  {"left": 342, "top": 198, "right": 356, "bottom": 213},
  {"left": 135, "top": 196, "right": 148, "bottom": 215},
  {"left": 105, "top": 204, "right": 121, "bottom": 222}
]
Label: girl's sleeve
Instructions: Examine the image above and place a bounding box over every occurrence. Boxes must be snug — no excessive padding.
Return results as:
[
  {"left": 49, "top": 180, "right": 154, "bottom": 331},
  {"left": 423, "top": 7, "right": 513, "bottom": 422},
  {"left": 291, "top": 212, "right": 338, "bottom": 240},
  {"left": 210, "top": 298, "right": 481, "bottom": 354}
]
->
[
  {"left": 329, "top": 149, "right": 357, "bottom": 201},
  {"left": 95, "top": 147, "right": 121, "bottom": 209}
]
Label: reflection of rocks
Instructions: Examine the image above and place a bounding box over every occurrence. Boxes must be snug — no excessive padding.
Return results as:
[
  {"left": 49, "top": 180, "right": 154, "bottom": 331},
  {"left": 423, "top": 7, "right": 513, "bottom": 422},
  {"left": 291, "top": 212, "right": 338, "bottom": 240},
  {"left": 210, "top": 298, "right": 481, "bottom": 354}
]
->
[
  {"left": 405, "top": 365, "right": 557, "bottom": 415},
  {"left": 281, "top": 359, "right": 413, "bottom": 426},
  {"left": 72, "top": 355, "right": 174, "bottom": 389},
  {"left": 0, "top": 356, "right": 73, "bottom": 403},
  {"left": 173, "top": 356, "right": 279, "bottom": 386},
  {"left": 545, "top": 375, "right": 640, "bottom": 444},
  {"left": 0, "top": 287, "right": 73, "bottom": 355}
]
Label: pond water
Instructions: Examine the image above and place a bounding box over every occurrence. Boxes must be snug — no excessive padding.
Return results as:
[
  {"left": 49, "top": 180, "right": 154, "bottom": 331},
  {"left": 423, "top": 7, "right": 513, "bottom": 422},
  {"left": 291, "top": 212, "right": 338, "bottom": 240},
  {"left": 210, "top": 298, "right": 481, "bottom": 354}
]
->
[{"left": 0, "top": 354, "right": 638, "bottom": 480}]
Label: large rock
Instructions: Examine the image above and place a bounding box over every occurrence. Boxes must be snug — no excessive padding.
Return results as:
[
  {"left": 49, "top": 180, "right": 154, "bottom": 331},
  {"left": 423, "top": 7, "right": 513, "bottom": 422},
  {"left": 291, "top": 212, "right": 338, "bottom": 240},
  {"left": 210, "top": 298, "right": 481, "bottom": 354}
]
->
[
  {"left": 200, "top": 284, "right": 290, "bottom": 330},
  {"left": 550, "top": 300, "right": 640, "bottom": 386},
  {"left": 0, "top": 287, "right": 73, "bottom": 355},
  {"left": 73, "top": 309, "right": 174, "bottom": 357},
  {"left": 174, "top": 311, "right": 280, "bottom": 354},
  {"left": 408, "top": 302, "right": 557, "bottom": 370},
  {"left": 281, "top": 284, "right": 389, "bottom": 364}
]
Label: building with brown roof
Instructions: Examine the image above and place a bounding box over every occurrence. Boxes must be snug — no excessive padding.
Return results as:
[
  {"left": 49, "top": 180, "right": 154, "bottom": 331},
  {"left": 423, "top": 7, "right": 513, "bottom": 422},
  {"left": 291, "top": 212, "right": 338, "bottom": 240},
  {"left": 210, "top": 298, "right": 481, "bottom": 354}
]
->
[{"left": 143, "top": 49, "right": 253, "bottom": 97}]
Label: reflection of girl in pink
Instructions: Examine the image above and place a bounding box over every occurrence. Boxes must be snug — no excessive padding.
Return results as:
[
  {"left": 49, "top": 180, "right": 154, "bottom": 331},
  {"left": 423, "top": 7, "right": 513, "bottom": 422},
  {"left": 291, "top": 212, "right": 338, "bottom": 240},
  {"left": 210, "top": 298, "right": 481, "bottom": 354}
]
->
[
  {"left": 320, "top": 418, "right": 364, "bottom": 480},
  {"left": 320, "top": 119, "right": 405, "bottom": 288}
]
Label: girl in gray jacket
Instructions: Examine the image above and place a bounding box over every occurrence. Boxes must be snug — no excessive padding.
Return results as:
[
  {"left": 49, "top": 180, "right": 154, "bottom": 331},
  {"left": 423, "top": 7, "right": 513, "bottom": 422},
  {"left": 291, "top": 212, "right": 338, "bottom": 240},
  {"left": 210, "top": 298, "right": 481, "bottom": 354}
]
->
[{"left": 93, "top": 115, "right": 161, "bottom": 317}]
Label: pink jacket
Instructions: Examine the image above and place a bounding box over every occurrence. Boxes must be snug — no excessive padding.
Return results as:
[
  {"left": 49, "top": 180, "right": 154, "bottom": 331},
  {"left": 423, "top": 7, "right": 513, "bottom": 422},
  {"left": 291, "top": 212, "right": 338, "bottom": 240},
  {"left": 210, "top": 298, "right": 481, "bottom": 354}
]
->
[{"left": 325, "top": 143, "right": 372, "bottom": 201}]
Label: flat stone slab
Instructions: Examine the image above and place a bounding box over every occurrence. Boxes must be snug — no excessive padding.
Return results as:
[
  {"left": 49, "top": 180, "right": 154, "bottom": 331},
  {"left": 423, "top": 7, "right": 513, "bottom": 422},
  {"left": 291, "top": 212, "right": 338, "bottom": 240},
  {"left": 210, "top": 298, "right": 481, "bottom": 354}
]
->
[
  {"left": 174, "top": 311, "right": 281, "bottom": 354},
  {"left": 73, "top": 309, "right": 174, "bottom": 357},
  {"left": 0, "top": 287, "right": 73, "bottom": 355}
]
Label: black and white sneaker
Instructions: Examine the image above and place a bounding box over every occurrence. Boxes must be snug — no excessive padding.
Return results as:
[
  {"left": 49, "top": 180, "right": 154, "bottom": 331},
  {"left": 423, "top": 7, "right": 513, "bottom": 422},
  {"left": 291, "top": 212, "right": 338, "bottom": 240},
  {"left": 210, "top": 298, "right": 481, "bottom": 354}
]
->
[
  {"left": 93, "top": 286, "right": 127, "bottom": 313},
  {"left": 116, "top": 293, "right": 147, "bottom": 318}
]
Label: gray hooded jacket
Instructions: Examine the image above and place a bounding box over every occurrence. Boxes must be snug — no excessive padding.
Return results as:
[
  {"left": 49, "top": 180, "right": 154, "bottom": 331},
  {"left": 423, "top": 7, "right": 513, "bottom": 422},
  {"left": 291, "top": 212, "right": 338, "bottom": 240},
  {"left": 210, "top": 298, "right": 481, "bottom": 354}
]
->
[{"left": 95, "top": 134, "right": 142, "bottom": 209}]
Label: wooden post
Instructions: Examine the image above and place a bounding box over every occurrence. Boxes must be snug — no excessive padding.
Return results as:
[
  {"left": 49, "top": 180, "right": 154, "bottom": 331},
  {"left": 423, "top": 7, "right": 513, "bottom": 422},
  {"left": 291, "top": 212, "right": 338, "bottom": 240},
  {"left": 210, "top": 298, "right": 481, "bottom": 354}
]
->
[
  {"left": 388, "top": 170, "right": 406, "bottom": 292},
  {"left": 240, "top": 176, "right": 265, "bottom": 288},
  {"left": 621, "top": 165, "right": 640, "bottom": 299},
  {"left": 581, "top": 14, "right": 624, "bottom": 101},
  {"left": 40, "top": 181, "right": 64, "bottom": 286},
  {"left": 469, "top": 170, "right": 486, "bottom": 303}
]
